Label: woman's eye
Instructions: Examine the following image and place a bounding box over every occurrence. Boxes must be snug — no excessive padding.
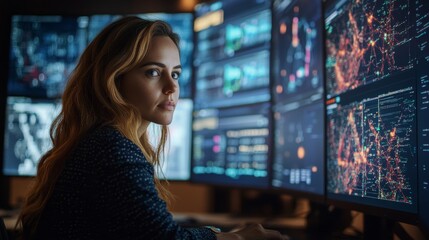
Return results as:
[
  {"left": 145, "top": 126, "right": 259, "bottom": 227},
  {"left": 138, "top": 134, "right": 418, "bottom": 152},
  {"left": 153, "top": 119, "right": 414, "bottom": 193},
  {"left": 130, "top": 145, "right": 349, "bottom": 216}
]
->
[
  {"left": 172, "top": 72, "right": 181, "bottom": 80},
  {"left": 146, "top": 69, "right": 160, "bottom": 77}
]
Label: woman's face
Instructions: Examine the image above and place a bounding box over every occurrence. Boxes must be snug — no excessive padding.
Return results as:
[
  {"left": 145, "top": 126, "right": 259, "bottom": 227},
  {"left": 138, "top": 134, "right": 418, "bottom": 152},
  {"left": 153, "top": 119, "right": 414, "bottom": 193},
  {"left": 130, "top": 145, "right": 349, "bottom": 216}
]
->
[{"left": 120, "top": 36, "right": 181, "bottom": 126}]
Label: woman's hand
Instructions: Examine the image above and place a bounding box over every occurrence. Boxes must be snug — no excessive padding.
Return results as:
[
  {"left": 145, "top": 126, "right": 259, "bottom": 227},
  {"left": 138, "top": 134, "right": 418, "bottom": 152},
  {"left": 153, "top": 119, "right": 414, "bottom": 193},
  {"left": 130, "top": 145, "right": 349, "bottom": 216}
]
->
[{"left": 216, "top": 223, "right": 289, "bottom": 240}]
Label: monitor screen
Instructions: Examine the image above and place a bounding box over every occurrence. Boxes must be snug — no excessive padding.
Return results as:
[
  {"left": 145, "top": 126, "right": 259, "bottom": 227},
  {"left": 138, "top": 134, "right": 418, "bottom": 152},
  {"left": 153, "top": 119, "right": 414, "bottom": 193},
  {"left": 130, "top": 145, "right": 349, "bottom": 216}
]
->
[
  {"left": 8, "top": 14, "right": 194, "bottom": 99},
  {"left": 270, "top": 0, "right": 325, "bottom": 198},
  {"left": 149, "top": 99, "right": 193, "bottom": 181},
  {"left": 271, "top": 0, "right": 324, "bottom": 103},
  {"left": 272, "top": 99, "right": 324, "bottom": 196},
  {"left": 324, "top": 0, "right": 413, "bottom": 99},
  {"left": 324, "top": 0, "right": 418, "bottom": 218},
  {"left": 2, "top": 97, "right": 61, "bottom": 176},
  {"left": 8, "top": 15, "right": 89, "bottom": 98},
  {"left": 191, "top": 103, "right": 272, "bottom": 188},
  {"left": 417, "top": 0, "right": 429, "bottom": 232},
  {"left": 193, "top": 0, "right": 272, "bottom": 109}
]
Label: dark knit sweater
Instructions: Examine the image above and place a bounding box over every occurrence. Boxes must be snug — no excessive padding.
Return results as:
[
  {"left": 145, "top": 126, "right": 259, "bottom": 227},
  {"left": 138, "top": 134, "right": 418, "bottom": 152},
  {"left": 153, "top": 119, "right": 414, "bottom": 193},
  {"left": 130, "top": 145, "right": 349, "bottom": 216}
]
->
[{"left": 34, "top": 126, "right": 216, "bottom": 240}]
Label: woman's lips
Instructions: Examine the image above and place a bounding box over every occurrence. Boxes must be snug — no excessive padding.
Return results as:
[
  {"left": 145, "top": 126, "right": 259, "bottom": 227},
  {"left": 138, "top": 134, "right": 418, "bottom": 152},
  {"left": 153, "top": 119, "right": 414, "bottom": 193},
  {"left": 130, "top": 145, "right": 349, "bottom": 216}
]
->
[{"left": 159, "top": 101, "right": 176, "bottom": 111}]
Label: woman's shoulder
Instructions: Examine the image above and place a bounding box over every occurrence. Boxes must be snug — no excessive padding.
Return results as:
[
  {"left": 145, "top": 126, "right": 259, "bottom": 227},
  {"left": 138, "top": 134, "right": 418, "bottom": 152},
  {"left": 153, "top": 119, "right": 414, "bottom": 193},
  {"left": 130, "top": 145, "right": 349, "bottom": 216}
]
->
[
  {"left": 72, "top": 125, "right": 141, "bottom": 159},
  {"left": 84, "top": 125, "right": 135, "bottom": 148},
  {"left": 69, "top": 125, "right": 152, "bottom": 172}
]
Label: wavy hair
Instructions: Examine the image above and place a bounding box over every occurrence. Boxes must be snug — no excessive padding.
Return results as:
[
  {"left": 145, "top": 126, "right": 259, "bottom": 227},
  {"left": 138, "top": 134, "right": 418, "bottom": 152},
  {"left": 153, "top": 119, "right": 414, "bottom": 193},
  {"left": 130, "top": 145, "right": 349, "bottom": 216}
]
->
[{"left": 17, "top": 16, "right": 180, "bottom": 239}]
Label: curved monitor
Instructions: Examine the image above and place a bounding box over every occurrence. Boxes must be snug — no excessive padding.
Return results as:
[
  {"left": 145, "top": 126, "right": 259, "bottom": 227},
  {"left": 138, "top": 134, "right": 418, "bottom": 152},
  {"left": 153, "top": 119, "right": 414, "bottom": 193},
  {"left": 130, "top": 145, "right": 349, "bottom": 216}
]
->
[{"left": 324, "top": 0, "right": 420, "bottom": 222}]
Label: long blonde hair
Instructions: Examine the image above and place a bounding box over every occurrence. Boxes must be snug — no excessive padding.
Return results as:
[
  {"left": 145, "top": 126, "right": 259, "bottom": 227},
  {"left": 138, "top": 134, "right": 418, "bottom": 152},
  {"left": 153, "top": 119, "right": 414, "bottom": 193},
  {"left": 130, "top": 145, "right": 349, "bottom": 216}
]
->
[{"left": 17, "top": 16, "right": 180, "bottom": 239}]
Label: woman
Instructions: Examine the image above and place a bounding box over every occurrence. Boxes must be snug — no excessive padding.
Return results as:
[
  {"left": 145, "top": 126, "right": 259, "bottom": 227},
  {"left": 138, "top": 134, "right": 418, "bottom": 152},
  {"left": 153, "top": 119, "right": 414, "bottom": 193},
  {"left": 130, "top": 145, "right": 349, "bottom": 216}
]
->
[{"left": 17, "top": 16, "right": 286, "bottom": 240}]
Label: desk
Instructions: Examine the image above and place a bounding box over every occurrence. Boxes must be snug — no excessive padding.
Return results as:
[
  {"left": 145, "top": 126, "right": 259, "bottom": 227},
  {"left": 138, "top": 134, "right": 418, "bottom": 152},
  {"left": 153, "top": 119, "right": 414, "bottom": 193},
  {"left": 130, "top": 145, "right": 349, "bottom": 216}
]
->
[
  {"left": 2, "top": 211, "right": 306, "bottom": 230},
  {"left": 2, "top": 210, "right": 346, "bottom": 240},
  {"left": 173, "top": 212, "right": 308, "bottom": 239},
  {"left": 173, "top": 212, "right": 306, "bottom": 229}
]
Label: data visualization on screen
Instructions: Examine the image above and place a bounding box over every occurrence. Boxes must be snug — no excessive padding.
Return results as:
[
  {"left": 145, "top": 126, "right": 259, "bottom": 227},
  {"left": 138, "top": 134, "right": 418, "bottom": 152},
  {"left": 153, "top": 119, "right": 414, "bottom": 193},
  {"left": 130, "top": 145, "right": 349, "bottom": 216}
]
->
[
  {"left": 191, "top": 103, "right": 272, "bottom": 188},
  {"left": 272, "top": 0, "right": 324, "bottom": 103},
  {"left": 272, "top": 99, "right": 324, "bottom": 196},
  {"left": 324, "top": 0, "right": 414, "bottom": 98},
  {"left": 2, "top": 97, "right": 61, "bottom": 176},
  {"left": 9, "top": 14, "right": 194, "bottom": 99},
  {"left": 326, "top": 79, "right": 417, "bottom": 213},
  {"left": 324, "top": 0, "right": 419, "bottom": 215},
  {"left": 193, "top": 0, "right": 272, "bottom": 109},
  {"left": 270, "top": 0, "right": 325, "bottom": 197},
  {"left": 8, "top": 15, "right": 88, "bottom": 98}
]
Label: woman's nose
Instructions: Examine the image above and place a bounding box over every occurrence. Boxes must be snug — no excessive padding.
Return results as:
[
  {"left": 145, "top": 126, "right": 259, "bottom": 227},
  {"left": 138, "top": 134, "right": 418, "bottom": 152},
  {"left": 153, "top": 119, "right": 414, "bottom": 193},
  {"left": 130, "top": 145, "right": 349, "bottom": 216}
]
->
[{"left": 163, "top": 75, "right": 178, "bottom": 95}]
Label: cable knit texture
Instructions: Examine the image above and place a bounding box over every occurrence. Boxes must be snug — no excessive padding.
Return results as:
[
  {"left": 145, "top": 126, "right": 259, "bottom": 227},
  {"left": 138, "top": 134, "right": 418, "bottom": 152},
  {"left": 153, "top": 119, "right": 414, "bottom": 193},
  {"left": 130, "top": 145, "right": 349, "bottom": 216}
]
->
[{"left": 35, "top": 126, "right": 216, "bottom": 240}]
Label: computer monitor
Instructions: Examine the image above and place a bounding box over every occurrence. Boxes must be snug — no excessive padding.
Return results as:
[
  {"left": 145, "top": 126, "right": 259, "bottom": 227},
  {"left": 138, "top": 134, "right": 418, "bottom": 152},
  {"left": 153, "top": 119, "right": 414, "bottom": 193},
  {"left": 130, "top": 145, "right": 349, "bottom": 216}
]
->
[
  {"left": 149, "top": 99, "right": 193, "bottom": 181},
  {"left": 191, "top": 102, "right": 272, "bottom": 189},
  {"left": 2, "top": 97, "right": 61, "bottom": 176},
  {"left": 270, "top": 0, "right": 325, "bottom": 200},
  {"left": 87, "top": 13, "right": 194, "bottom": 99},
  {"left": 416, "top": 0, "right": 429, "bottom": 234},
  {"left": 191, "top": 0, "right": 273, "bottom": 189},
  {"left": 7, "top": 15, "right": 89, "bottom": 98},
  {"left": 8, "top": 13, "right": 194, "bottom": 99},
  {"left": 324, "top": 0, "right": 418, "bottom": 222},
  {"left": 193, "top": 0, "right": 272, "bottom": 109}
]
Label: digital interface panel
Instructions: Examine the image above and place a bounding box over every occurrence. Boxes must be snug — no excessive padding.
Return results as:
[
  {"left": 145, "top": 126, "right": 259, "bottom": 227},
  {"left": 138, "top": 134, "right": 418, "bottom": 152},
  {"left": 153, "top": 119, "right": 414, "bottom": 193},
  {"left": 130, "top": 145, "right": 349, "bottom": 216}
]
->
[
  {"left": 2, "top": 97, "right": 61, "bottom": 176},
  {"left": 149, "top": 99, "right": 193, "bottom": 181},
  {"left": 191, "top": 103, "right": 272, "bottom": 188},
  {"left": 324, "top": 0, "right": 413, "bottom": 98},
  {"left": 272, "top": 99, "right": 324, "bottom": 195},
  {"left": 194, "top": 50, "right": 270, "bottom": 108},
  {"left": 8, "top": 15, "right": 89, "bottom": 98},
  {"left": 272, "top": 0, "right": 324, "bottom": 103},
  {"left": 193, "top": 0, "right": 272, "bottom": 109}
]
